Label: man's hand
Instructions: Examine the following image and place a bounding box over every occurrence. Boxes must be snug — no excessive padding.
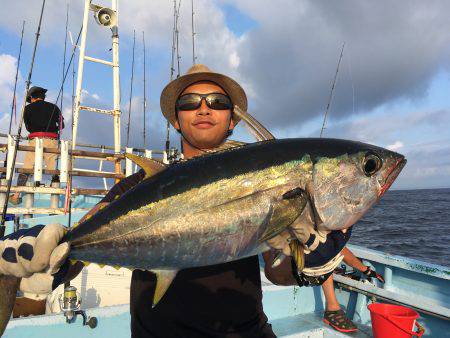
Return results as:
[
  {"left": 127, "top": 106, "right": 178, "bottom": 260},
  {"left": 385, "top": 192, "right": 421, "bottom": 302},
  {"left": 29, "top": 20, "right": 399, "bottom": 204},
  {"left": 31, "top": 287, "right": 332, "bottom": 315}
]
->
[
  {"left": 363, "top": 266, "right": 385, "bottom": 283},
  {"left": 0, "top": 224, "right": 69, "bottom": 296}
]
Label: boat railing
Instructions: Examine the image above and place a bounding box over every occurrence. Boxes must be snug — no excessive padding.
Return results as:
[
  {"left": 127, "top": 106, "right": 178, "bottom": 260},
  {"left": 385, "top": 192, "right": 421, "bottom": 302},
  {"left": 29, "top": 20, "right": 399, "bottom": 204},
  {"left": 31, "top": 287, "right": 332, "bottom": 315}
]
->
[{"left": 0, "top": 132, "right": 171, "bottom": 216}]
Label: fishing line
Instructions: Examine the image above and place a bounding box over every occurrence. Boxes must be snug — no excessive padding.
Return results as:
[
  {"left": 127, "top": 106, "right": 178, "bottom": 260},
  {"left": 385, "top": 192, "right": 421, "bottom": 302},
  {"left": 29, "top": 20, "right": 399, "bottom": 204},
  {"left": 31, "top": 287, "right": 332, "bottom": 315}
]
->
[{"left": 320, "top": 42, "right": 345, "bottom": 138}]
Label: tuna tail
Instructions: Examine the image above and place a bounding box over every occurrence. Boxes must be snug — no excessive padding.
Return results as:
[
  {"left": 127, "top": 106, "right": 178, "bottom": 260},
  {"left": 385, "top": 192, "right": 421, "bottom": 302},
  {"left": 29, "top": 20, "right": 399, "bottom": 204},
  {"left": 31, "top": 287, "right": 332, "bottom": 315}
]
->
[{"left": 0, "top": 275, "right": 20, "bottom": 337}]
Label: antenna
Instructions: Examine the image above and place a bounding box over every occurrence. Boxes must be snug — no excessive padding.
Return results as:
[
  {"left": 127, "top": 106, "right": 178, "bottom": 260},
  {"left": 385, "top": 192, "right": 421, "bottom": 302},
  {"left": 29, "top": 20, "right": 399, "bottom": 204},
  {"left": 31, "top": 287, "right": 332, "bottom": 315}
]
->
[
  {"left": 191, "top": 0, "right": 196, "bottom": 65},
  {"left": 320, "top": 42, "right": 345, "bottom": 138},
  {"left": 126, "top": 29, "right": 136, "bottom": 148},
  {"left": 142, "top": 31, "right": 147, "bottom": 148}
]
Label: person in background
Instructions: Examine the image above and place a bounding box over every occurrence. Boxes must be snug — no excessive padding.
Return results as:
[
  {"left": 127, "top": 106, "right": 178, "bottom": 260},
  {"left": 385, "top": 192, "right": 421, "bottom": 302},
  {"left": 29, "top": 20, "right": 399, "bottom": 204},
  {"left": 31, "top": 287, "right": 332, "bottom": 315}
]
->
[
  {"left": 322, "top": 247, "right": 385, "bottom": 333},
  {"left": 10, "top": 86, "right": 64, "bottom": 204}
]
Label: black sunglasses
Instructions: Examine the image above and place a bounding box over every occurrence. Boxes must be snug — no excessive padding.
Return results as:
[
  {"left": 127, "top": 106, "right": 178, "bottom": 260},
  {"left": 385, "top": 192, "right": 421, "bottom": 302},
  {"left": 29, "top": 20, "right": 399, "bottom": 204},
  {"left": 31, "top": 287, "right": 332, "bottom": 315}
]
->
[{"left": 176, "top": 93, "right": 232, "bottom": 111}]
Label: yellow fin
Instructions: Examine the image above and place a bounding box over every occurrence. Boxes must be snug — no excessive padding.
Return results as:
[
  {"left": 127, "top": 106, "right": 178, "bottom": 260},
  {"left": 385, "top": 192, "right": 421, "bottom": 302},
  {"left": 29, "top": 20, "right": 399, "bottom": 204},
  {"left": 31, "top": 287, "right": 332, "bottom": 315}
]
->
[
  {"left": 125, "top": 153, "right": 167, "bottom": 179},
  {"left": 113, "top": 265, "right": 121, "bottom": 270},
  {"left": 97, "top": 264, "right": 106, "bottom": 268},
  {"left": 151, "top": 270, "right": 178, "bottom": 306},
  {"left": 289, "top": 239, "right": 305, "bottom": 271},
  {"left": 69, "top": 259, "right": 78, "bottom": 266},
  {"left": 82, "top": 261, "right": 91, "bottom": 267}
]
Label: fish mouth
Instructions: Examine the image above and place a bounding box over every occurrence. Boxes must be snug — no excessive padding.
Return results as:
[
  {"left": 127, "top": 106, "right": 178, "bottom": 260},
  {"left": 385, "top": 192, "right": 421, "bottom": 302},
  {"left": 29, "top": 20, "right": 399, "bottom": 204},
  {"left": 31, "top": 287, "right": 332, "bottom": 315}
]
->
[{"left": 379, "top": 157, "right": 407, "bottom": 197}]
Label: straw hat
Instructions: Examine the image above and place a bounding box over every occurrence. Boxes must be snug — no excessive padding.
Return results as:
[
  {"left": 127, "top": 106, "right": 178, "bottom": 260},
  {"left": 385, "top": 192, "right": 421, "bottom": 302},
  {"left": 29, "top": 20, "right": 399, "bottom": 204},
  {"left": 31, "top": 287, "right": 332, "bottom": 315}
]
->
[{"left": 160, "top": 64, "right": 247, "bottom": 127}]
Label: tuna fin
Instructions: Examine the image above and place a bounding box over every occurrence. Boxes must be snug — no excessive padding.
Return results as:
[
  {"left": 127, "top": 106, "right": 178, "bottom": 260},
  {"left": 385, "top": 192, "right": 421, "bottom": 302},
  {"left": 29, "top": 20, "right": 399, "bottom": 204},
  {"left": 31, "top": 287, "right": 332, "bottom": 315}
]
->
[
  {"left": 289, "top": 239, "right": 305, "bottom": 271},
  {"left": 151, "top": 269, "right": 178, "bottom": 307},
  {"left": 0, "top": 275, "right": 20, "bottom": 336},
  {"left": 233, "top": 105, "right": 275, "bottom": 141},
  {"left": 259, "top": 188, "right": 308, "bottom": 243},
  {"left": 125, "top": 153, "right": 167, "bottom": 179}
]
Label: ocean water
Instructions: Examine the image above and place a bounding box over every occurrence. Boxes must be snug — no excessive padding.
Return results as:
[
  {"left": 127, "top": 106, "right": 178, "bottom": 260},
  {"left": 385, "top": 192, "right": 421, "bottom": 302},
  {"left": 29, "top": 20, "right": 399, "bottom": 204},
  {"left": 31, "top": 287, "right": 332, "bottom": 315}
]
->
[{"left": 350, "top": 188, "right": 450, "bottom": 267}]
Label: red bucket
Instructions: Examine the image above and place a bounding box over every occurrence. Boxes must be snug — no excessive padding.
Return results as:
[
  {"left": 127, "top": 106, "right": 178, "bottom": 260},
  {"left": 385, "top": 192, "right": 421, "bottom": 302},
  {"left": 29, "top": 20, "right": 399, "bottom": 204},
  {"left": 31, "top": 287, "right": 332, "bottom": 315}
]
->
[{"left": 368, "top": 303, "right": 425, "bottom": 338}]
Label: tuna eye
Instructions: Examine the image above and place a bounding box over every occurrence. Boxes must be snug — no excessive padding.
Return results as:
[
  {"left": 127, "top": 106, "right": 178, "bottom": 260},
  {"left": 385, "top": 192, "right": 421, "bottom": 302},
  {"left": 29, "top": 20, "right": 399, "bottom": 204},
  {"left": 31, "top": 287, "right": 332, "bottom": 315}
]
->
[{"left": 363, "top": 154, "right": 382, "bottom": 176}]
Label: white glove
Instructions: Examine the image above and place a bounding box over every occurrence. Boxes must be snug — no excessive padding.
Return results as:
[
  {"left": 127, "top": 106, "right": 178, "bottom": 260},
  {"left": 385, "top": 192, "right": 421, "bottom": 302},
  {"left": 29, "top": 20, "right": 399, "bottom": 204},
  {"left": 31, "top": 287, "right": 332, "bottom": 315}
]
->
[{"left": 0, "top": 224, "right": 70, "bottom": 296}]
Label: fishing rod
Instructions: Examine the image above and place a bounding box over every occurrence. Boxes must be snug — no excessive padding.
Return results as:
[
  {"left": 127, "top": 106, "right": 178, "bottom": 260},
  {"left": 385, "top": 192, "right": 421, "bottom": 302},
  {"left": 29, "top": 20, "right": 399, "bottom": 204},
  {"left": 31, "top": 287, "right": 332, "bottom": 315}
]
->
[
  {"left": 7, "top": 21, "right": 25, "bottom": 135},
  {"left": 191, "top": 0, "right": 196, "bottom": 65},
  {"left": 2, "top": 21, "right": 25, "bottom": 177},
  {"left": 43, "top": 25, "right": 82, "bottom": 136},
  {"left": 165, "top": 0, "right": 178, "bottom": 156},
  {"left": 54, "top": 3, "right": 70, "bottom": 174},
  {"left": 175, "top": 0, "right": 182, "bottom": 78},
  {"left": 60, "top": 3, "right": 69, "bottom": 128},
  {"left": 320, "top": 42, "right": 345, "bottom": 138},
  {"left": 142, "top": 31, "right": 147, "bottom": 149},
  {"left": 126, "top": 29, "right": 136, "bottom": 148},
  {"left": 1, "top": 0, "right": 47, "bottom": 235}
]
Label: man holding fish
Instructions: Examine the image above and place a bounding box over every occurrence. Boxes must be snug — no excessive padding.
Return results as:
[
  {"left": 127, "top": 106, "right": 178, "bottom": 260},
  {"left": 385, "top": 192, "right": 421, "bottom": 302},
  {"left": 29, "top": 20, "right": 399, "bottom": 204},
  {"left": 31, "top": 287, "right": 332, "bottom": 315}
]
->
[{"left": 0, "top": 65, "right": 405, "bottom": 337}]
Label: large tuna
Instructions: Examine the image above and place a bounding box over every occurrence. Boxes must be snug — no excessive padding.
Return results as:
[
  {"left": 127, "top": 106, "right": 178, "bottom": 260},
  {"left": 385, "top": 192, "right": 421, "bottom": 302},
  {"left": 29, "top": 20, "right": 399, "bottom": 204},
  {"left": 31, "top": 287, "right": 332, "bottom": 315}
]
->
[{"left": 0, "top": 138, "right": 405, "bottom": 336}]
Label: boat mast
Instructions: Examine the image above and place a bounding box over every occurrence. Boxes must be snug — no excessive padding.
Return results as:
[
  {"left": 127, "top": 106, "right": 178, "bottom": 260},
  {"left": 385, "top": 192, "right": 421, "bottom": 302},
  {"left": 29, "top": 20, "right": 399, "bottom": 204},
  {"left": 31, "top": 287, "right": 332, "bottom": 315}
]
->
[
  {"left": 72, "top": 0, "right": 121, "bottom": 157},
  {"left": 320, "top": 42, "right": 345, "bottom": 138}
]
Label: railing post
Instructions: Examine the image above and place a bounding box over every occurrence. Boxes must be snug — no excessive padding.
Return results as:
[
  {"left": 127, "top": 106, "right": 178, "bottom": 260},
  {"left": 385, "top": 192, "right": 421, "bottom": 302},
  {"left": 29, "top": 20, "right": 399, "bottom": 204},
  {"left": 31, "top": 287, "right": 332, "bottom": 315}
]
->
[
  {"left": 125, "top": 147, "right": 133, "bottom": 177},
  {"left": 23, "top": 181, "right": 35, "bottom": 219},
  {"left": 34, "top": 138, "right": 44, "bottom": 184},
  {"left": 0, "top": 179, "right": 6, "bottom": 211},
  {"left": 6, "top": 135, "right": 16, "bottom": 181},
  {"left": 50, "top": 181, "right": 60, "bottom": 215},
  {"left": 163, "top": 151, "right": 168, "bottom": 164},
  {"left": 60, "top": 140, "right": 69, "bottom": 183},
  {"left": 145, "top": 150, "right": 152, "bottom": 159}
]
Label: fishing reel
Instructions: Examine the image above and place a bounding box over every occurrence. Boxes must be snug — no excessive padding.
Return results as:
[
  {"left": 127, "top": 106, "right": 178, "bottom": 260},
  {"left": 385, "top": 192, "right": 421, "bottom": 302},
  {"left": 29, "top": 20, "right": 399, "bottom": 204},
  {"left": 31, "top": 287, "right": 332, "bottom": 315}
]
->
[{"left": 59, "top": 286, "right": 97, "bottom": 329}]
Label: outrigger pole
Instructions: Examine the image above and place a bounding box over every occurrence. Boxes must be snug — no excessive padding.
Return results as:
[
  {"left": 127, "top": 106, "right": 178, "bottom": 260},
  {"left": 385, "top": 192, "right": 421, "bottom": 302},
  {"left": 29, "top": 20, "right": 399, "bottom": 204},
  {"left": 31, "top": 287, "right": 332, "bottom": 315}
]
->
[
  {"left": 320, "top": 42, "right": 345, "bottom": 138},
  {"left": 2, "top": 21, "right": 25, "bottom": 176},
  {"left": 1, "top": 0, "right": 47, "bottom": 235}
]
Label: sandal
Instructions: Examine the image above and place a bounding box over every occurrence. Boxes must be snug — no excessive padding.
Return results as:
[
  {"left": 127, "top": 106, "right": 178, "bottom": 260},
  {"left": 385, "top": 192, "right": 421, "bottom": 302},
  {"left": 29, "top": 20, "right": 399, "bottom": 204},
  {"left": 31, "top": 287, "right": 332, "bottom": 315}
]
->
[{"left": 323, "top": 309, "right": 358, "bottom": 333}]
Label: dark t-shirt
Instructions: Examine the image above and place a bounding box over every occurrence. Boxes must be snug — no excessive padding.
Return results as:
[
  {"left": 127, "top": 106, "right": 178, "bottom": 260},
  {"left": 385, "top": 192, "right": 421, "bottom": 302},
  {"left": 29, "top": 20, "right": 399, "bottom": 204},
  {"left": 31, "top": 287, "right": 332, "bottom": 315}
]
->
[
  {"left": 24, "top": 100, "right": 64, "bottom": 134},
  {"left": 101, "top": 170, "right": 275, "bottom": 338}
]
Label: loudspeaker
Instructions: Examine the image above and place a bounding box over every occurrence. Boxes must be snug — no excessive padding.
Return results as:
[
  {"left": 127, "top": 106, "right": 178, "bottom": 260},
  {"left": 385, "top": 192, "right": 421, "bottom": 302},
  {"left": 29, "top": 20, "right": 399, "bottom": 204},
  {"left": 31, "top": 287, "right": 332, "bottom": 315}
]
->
[{"left": 94, "top": 7, "right": 117, "bottom": 27}]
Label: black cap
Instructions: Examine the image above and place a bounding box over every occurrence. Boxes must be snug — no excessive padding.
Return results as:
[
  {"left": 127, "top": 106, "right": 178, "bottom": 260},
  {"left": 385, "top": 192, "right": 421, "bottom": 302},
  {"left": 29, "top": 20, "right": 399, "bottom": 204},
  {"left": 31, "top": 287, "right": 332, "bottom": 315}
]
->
[{"left": 26, "top": 86, "right": 47, "bottom": 103}]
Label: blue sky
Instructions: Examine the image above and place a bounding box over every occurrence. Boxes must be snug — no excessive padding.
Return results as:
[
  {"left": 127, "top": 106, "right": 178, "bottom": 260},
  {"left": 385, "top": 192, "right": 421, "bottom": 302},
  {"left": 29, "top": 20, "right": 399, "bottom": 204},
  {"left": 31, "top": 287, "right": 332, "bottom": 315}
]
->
[{"left": 0, "top": 0, "right": 449, "bottom": 190}]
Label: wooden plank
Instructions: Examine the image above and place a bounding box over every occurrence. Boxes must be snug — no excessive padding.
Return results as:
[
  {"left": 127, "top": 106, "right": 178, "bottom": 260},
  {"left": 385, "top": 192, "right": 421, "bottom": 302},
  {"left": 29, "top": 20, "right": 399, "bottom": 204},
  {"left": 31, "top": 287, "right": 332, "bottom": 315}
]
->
[
  {"left": 73, "top": 188, "right": 108, "bottom": 195},
  {"left": 0, "top": 186, "right": 108, "bottom": 195},
  {"left": 0, "top": 143, "right": 124, "bottom": 160},
  {"left": 0, "top": 186, "right": 66, "bottom": 194},
  {"left": 15, "top": 168, "right": 125, "bottom": 179},
  {"left": 5, "top": 208, "right": 88, "bottom": 215}
]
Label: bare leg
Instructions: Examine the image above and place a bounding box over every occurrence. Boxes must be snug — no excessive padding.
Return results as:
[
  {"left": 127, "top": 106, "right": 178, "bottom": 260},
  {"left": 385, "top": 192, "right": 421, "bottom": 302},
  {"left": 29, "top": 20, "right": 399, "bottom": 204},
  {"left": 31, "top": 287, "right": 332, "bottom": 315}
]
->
[{"left": 322, "top": 273, "right": 340, "bottom": 311}]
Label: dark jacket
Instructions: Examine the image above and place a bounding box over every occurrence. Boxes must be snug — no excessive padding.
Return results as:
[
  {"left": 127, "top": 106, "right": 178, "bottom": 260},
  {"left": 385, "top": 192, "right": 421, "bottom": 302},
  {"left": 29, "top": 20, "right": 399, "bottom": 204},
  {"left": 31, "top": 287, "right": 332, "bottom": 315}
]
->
[{"left": 24, "top": 100, "right": 64, "bottom": 134}]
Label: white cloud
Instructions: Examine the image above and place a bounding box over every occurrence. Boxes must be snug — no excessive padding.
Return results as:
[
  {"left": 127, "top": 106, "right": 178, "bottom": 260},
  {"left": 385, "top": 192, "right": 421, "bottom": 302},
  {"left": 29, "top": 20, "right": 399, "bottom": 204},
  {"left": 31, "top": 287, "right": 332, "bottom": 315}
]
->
[
  {"left": 0, "top": 54, "right": 22, "bottom": 133},
  {"left": 387, "top": 141, "right": 404, "bottom": 151}
]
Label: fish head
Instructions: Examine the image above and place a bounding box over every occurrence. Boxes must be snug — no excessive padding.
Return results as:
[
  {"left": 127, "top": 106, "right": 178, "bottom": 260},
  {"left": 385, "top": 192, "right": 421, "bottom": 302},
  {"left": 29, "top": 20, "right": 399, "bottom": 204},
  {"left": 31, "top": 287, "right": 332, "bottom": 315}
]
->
[{"left": 310, "top": 140, "right": 406, "bottom": 231}]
